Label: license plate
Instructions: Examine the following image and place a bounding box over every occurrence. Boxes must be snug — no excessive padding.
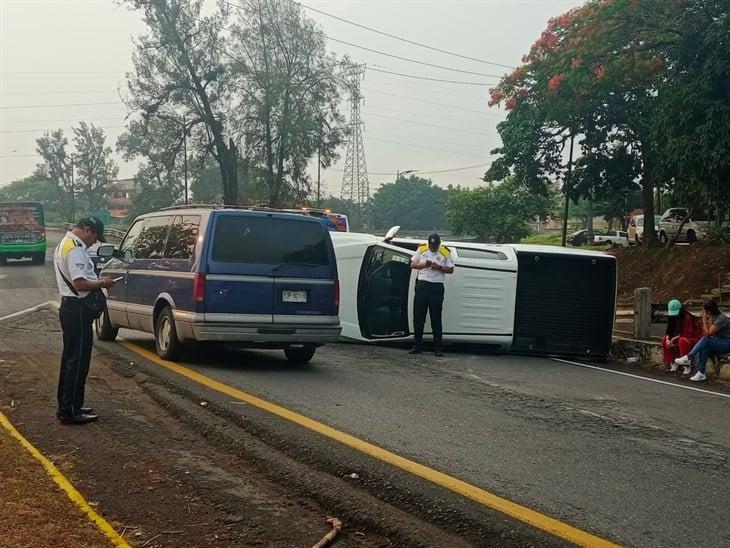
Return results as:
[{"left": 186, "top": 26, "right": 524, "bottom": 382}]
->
[{"left": 282, "top": 290, "right": 308, "bottom": 303}]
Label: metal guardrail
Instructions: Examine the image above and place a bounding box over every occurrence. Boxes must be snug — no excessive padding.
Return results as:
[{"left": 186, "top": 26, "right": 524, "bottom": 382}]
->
[{"left": 48, "top": 224, "right": 126, "bottom": 241}]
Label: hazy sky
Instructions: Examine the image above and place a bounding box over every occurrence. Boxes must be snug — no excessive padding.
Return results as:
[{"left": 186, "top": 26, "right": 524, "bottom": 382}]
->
[{"left": 1, "top": 0, "right": 583, "bottom": 196}]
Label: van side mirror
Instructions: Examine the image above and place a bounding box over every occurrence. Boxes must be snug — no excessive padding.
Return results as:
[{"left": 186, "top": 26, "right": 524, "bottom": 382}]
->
[{"left": 97, "top": 244, "right": 115, "bottom": 258}]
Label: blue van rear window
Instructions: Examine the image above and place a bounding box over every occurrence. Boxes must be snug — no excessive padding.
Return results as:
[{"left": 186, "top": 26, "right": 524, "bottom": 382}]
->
[{"left": 212, "top": 215, "right": 329, "bottom": 266}]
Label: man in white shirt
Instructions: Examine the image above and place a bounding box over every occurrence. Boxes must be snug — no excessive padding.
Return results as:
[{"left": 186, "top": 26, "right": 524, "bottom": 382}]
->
[
  {"left": 54, "top": 217, "right": 115, "bottom": 424},
  {"left": 409, "top": 233, "right": 454, "bottom": 356}
]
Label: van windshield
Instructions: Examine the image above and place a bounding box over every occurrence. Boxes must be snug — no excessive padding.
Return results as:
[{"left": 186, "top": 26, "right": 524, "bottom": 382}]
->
[{"left": 212, "top": 215, "right": 329, "bottom": 266}]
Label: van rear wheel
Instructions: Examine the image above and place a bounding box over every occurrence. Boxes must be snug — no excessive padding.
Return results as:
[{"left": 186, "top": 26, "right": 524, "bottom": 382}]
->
[
  {"left": 284, "top": 346, "right": 316, "bottom": 364},
  {"left": 95, "top": 307, "right": 119, "bottom": 341},
  {"left": 155, "top": 306, "right": 183, "bottom": 361}
]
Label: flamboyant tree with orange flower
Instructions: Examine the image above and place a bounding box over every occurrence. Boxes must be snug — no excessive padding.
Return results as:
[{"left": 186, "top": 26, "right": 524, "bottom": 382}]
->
[{"left": 486, "top": 0, "right": 726, "bottom": 244}]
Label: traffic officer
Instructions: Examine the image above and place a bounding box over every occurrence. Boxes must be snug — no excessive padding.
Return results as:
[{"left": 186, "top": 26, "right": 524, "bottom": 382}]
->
[
  {"left": 53, "top": 217, "right": 115, "bottom": 424},
  {"left": 409, "top": 233, "right": 454, "bottom": 356}
]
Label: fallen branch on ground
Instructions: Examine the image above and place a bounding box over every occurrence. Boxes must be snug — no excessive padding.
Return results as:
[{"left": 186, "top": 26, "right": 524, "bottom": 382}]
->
[{"left": 311, "top": 517, "right": 343, "bottom": 548}]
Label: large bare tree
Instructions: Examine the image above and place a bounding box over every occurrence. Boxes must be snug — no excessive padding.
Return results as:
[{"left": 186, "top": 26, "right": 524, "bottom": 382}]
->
[
  {"left": 123, "top": 0, "right": 239, "bottom": 204},
  {"left": 227, "top": 0, "right": 345, "bottom": 207}
]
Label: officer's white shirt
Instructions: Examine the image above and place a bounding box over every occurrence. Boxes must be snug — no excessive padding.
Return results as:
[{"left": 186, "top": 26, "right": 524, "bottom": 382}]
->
[
  {"left": 54, "top": 231, "right": 97, "bottom": 298},
  {"left": 411, "top": 246, "right": 454, "bottom": 283}
]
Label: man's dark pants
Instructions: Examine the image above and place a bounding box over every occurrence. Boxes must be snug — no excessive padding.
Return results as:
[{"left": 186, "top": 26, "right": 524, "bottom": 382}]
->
[
  {"left": 58, "top": 297, "right": 93, "bottom": 417},
  {"left": 413, "top": 280, "right": 445, "bottom": 349}
]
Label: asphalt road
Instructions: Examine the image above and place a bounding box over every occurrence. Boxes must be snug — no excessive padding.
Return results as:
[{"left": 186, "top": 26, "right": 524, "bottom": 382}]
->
[
  {"left": 117, "top": 335, "right": 729, "bottom": 548},
  {"left": 3, "top": 246, "right": 729, "bottom": 547},
  {"left": 0, "top": 232, "right": 61, "bottom": 318}
]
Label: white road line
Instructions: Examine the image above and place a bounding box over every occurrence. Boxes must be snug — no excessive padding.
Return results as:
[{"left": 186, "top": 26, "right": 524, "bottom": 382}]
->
[
  {"left": 551, "top": 358, "right": 730, "bottom": 399},
  {"left": 0, "top": 301, "right": 55, "bottom": 323}
]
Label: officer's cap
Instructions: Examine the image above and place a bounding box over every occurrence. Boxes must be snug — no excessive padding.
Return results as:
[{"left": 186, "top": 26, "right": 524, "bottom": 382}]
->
[{"left": 77, "top": 216, "right": 106, "bottom": 242}]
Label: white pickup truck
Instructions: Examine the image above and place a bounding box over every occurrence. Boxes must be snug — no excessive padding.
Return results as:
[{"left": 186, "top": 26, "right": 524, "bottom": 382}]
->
[
  {"left": 594, "top": 230, "right": 628, "bottom": 246},
  {"left": 658, "top": 208, "right": 707, "bottom": 244}
]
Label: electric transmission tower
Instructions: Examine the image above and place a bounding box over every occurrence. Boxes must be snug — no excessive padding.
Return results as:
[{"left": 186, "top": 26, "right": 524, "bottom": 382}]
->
[{"left": 340, "top": 64, "right": 370, "bottom": 204}]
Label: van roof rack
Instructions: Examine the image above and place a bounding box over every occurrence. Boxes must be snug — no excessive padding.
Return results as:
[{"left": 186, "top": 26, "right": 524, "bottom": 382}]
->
[{"left": 158, "top": 204, "right": 288, "bottom": 213}]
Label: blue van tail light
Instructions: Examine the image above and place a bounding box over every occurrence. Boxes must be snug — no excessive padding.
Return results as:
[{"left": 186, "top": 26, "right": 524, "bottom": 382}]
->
[
  {"left": 193, "top": 273, "right": 206, "bottom": 304},
  {"left": 334, "top": 280, "right": 340, "bottom": 307}
]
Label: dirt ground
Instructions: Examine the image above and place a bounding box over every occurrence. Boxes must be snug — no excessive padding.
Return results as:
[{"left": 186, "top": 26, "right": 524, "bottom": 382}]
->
[
  {"left": 0, "top": 423, "right": 111, "bottom": 547},
  {"left": 614, "top": 242, "right": 730, "bottom": 302},
  {"left": 0, "top": 312, "right": 391, "bottom": 548}
]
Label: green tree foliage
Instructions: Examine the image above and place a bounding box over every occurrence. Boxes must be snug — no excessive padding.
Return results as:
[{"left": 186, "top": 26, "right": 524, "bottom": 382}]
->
[
  {"left": 35, "top": 129, "right": 75, "bottom": 221},
  {"left": 123, "top": 0, "right": 240, "bottom": 204},
  {"left": 369, "top": 175, "right": 447, "bottom": 230},
  {"left": 190, "top": 156, "right": 269, "bottom": 205},
  {"left": 73, "top": 122, "right": 118, "bottom": 214},
  {"left": 228, "top": 0, "right": 345, "bottom": 207},
  {"left": 487, "top": 0, "right": 727, "bottom": 245},
  {"left": 448, "top": 179, "right": 554, "bottom": 243},
  {"left": 0, "top": 173, "right": 64, "bottom": 222},
  {"left": 651, "top": 0, "right": 730, "bottom": 230},
  {"left": 118, "top": 117, "right": 187, "bottom": 214}
]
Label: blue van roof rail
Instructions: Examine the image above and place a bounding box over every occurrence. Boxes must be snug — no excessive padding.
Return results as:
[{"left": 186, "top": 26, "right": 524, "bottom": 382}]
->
[{"left": 158, "top": 204, "right": 296, "bottom": 213}]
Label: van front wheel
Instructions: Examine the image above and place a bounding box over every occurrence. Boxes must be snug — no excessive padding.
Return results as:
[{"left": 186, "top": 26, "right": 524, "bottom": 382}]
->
[
  {"left": 284, "top": 346, "right": 316, "bottom": 364},
  {"left": 155, "top": 306, "right": 183, "bottom": 361},
  {"left": 95, "top": 307, "right": 119, "bottom": 341}
]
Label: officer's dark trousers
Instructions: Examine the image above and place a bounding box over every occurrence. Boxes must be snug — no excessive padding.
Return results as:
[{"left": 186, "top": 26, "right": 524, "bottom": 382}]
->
[
  {"left": 413, "top": 280, "right": 445, "bottom": 348},
  {"left": 57, "top": 297, "right": 93, "bottom": 417}
]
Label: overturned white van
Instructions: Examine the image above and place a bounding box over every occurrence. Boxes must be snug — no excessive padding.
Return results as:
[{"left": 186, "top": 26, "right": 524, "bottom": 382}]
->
[{"left": 331, "top": 230, "right": 617, "bottom": 358}]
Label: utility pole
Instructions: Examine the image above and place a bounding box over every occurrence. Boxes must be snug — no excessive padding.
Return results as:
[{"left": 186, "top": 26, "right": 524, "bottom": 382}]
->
[
  {"left": 561, "top": 133, "right": 575, "bottom": 248},
  {"left": 182, "top": 117, "right": 189, "bottom": 205},
  {"left": 69, "top": 154, "right": 76, "bottom": 221},
  {"left": 317, "top": 115, "right": 322, "bottom": 208}
]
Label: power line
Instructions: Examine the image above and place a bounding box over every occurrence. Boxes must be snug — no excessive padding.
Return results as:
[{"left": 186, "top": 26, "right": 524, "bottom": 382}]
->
[
  {"left": 0, "top": 154, "right": 38, "bottom": 159},
  {"left": 0, "top": 125, "right": 124, "bottom": 134},
  {"left": 365, "top": 130, "right": 486, "bottom": 152},
  {"left": 364, "top": 88, "right": 503, "bottom": 118},
  {"left": 367, "top": 106, "right": 496, "bottom": 128},
  {"left": 325, "top": 36, "right": 504, "bottom": 78},
  {"left": 418, "top": 163, "right": 489, "bottom": 175},
  {"left": 3, "top": 117, "right": 123, "bottom": 124},
  {"left": 365, "top": 112, "right": 495, "bottom": 137},
  {"left": 1, "top": 90, "right": 119, "bottom": 96},
  {"left": 365, "top": 137, "right": 486, "bottom": 159},
  {"left": 367, "top": 67, "right": 494, "bottom": 86},
  {"left": 296, "top": 1, "right": 515, "bottom": 69},
  {"left": 0, "top": 101, "right": 124, "bottom": 110}
]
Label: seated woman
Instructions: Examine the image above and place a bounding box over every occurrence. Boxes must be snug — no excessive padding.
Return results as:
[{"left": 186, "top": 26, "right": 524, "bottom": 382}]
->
[
  {"left": 675, "top": 299, "right": 730, "bottom": 381},
  {"left": 662, "top": 299, "right": 702, "bottom": 375}
]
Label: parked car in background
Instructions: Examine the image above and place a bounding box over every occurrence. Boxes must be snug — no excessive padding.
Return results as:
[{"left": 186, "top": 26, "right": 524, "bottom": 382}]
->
[
  {"left": 95, "top": 206, "right": 341, "bottom": 363},
  {"left": 567, "top": 229, "right": 591, "bottom": 247},
  {"left": 0, "top": 201, "right": 46, "bottom": 265},
  {"left": 628, "top": 214, "right": 661, "bottom": 245},
  {"left": 658, "top": 208, "right": 706, "bottom": 244},
  {"left": 593, "top": 230, "right": 628, "bottom": 246}
]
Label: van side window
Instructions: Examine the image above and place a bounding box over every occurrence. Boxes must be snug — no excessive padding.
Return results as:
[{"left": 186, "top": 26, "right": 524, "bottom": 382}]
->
[
  {"left": 120, "top": 219, "right": 144, "bottom": 258},
  {"left": 165, "top": 215, "right": 200, "bottom": 260},
  {"left": 135, "top": 216, "right": 172, "bottom": 260},
  {"left": 455, "top": 247, "right": 508, "bottom": 260}
]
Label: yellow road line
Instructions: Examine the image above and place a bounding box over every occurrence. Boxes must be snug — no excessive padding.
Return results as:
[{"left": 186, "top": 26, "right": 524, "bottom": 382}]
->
[
  {"left": 120, "top": 340, "right": 619, "bottom": 547},
  {"left": 0, "top": 410, "right": 130, "bottom": 548}
]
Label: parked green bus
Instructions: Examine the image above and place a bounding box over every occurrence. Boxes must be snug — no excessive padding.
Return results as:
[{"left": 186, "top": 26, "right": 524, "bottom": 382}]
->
[{"left": 0, "top": 202, "right": 47, "bottom": 265}]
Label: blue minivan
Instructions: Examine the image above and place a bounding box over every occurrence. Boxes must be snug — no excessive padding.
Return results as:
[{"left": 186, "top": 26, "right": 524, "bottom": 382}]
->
[{"left": 95, "top": 206, "right": 341, "bottom": 363}]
